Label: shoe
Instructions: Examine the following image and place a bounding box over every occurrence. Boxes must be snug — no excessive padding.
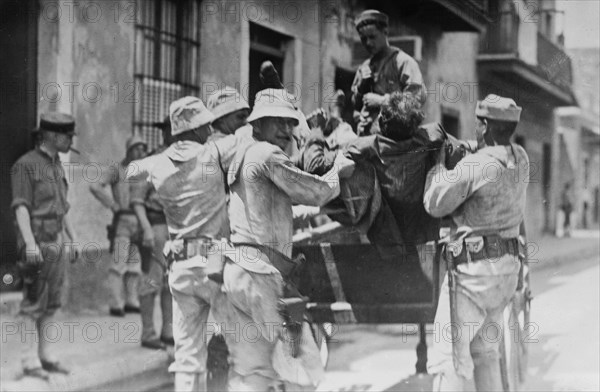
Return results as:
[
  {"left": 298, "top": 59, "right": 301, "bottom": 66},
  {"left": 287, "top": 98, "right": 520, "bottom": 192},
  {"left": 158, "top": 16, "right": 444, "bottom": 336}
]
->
[
  {"left": 41, "top": 360, "right": 70, "bottom": 375},
  {"left": 141, "top": 338, "right": 166, "bottom": 350},
  {"left": 124, "top": 304, "right": 140, "bottom": 313},
  {"left": 110, "top": 308, "right": 125, "bottom": 317},
  {"left": 24, "top": 367, "right": 50, "bottom": 381},
  {"left": 160, "top": 335, "right": 175, "bottom": 346}
]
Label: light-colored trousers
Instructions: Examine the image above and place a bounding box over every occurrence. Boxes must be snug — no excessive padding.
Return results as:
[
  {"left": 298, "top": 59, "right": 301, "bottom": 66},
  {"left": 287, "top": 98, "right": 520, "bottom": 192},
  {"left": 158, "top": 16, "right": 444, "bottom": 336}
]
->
[{"left": 428, "top": 254, "right": 520, "bottom": 392}]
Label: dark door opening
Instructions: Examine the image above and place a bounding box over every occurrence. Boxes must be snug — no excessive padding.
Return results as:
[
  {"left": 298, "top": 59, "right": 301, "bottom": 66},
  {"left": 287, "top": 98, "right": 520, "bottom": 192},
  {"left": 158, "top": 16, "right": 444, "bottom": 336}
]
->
[
  {"left": 248, "top": 23, "right": 288, "bottom": 107},
  {"left": 334, "top": 67, "right": 356, "bottom": 131},
  {"left": 0, "top": 0, "right": 38, "bottom": 273}
]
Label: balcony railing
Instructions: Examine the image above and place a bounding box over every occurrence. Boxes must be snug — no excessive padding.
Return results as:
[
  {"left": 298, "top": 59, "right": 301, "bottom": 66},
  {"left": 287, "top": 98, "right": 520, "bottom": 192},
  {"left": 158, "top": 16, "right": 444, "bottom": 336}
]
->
[
  {"left": 537, "top": 32, "right": 573, "bottom": 88},
  {"left": 479, "top": 7, "right": 573, "bottom": 91}
]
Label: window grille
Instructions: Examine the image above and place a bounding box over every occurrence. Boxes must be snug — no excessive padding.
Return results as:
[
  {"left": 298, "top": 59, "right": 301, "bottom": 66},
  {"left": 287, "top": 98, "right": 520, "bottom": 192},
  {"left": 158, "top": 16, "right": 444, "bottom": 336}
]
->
[{"left": 134, "top": 0, "right": 201, "bottom": 150}]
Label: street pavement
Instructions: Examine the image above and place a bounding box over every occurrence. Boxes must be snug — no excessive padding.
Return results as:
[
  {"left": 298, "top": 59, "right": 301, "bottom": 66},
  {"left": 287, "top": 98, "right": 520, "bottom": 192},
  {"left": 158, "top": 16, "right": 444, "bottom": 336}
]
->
[
  {"left": 1, "top": 231, "right": 598, "bottom": 391},
  {"left": 317, "top": 253, "right": 600, "bottom": 392}
]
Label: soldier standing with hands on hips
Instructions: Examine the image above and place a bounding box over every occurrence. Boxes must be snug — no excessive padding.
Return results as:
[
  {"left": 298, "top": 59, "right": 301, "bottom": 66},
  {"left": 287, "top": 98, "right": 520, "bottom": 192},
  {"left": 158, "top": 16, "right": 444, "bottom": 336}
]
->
[
  {"left": 423, "top": 95, "right": 529, "bottom": 391},
  {"left": 11, "top": 113, "right": 80, "bottom": 380}
]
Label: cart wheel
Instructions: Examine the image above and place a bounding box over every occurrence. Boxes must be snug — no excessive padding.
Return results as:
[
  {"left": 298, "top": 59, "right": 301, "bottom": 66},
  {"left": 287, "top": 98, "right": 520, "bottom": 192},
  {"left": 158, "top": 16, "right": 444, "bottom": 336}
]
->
[{"left": 500, "top": 267, "right": 531, "bottom": 391}]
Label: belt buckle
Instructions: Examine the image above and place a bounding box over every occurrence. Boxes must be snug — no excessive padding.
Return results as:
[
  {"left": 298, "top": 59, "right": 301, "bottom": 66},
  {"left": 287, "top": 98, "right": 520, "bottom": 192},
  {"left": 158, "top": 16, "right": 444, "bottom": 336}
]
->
[
  {"left": 465, "top": 237, "right": 484, "bottom": 254},
  {"left": 186, "top": 238, "right": 213, "bottom": 259}
]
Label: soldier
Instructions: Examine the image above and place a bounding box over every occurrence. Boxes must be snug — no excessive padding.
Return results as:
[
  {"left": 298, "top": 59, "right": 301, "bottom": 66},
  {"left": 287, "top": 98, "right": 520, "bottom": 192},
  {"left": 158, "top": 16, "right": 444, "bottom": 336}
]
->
[
  {"left": 207, "top": 85, "right": 251, "bottom": 139},
  {"left": 11, "top": 112, "right": 80, "bottom": 379},
  {"left": 351, "top": 9, "right": 426, "bottom": 136},
  {"left": 130, "top": 117, "right": 174, "bottom": 350},
  {"left": 90, "top": 134, "right": 147, "bottom": 316},
  {"left": 126, "top": 96, "right": 251, "bottom": 391},
  {"left": 423, "top": 95, "right": 528, "bottom": 391},
  {"left": 214, "top": 89, "right": 345, "bottom": 391}
]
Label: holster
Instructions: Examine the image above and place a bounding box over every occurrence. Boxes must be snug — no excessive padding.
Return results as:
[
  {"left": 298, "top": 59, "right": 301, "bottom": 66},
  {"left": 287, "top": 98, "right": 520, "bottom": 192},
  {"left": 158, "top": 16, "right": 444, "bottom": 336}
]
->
[{"left": 107, "top": 212, "right": 121, "bottom": 253}]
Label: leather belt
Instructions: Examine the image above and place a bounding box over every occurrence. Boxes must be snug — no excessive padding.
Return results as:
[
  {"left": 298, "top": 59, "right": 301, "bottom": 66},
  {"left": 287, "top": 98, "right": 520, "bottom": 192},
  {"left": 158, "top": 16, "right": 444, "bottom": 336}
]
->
[{"left": 450, "top": 235, "right": 519, "bottom": 265}]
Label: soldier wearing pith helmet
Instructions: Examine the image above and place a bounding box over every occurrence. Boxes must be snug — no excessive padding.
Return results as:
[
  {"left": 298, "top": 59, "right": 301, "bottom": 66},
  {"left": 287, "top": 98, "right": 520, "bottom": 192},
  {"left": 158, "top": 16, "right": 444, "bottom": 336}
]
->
[
  {"left": 11, "top": 112, "right": 80, "bottom": 380},
  {"left": 424, "top": 94, "right": 528, "bottom": 391}
]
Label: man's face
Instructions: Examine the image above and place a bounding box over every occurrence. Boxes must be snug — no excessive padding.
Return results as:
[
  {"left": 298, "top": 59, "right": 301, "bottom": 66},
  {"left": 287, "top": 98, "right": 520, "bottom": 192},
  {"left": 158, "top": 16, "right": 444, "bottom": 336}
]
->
[
  {"left": 128, "top": 143, "right": 147, "bottom": 161},
  {"left": 475, "top": 117, "right": 487, "bottom": 148},
  {"left": 358, "top": 24, "right": 388, "bottom": 55},
  {"left": 256, "top": 117, "right": 297, "bottom": 150},
  {"left": 214, "top": 109, "right": 250, "bottom": 135},
  {"left": 53, "top": 132, "right": 74, "bottom": 153}
]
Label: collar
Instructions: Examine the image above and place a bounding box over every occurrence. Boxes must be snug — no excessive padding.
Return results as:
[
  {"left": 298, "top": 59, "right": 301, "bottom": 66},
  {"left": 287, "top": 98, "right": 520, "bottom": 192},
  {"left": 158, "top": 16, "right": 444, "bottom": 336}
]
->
[{"left": 36, "top": 146, "right": 60, "bottom": 163}]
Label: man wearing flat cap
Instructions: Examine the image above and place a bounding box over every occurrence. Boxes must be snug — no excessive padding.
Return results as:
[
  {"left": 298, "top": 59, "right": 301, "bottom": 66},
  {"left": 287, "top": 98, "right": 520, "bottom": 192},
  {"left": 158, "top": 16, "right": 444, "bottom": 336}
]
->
[
  {"left": 351, "top": 9, "right": 427, "bottom": 136},
  {"left": 211, "top": 88, "right": 346, "bottom": 391},
  {"left": 126, "top": 96, "right": 253, "bottom": 392},
  {"left": 11, "top": 112, "right": 80, "bottom": 379},
  {"left": 423, "top": 95, "right": 529, "bottom": 391},
  {"left": 90, "top": 133, "right": 148, "bottom": 318}
]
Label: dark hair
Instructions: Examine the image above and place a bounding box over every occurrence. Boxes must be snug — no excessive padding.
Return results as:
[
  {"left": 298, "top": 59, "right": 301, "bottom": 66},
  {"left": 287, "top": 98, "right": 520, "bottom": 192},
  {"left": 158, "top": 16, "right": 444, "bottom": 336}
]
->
[
  {"left": 379, "top": 92, "right": 425, "bottom": 141},
  {"left": 476, "top": 116, "right": 518, "bottom": 140},
  {"left": 357, "top": 20, "right": 388, "bottom": 32}
]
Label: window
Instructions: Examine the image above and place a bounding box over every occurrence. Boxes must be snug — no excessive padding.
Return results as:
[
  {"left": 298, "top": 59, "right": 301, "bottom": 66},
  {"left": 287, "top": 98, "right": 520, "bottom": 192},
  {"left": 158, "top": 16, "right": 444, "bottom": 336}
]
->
[{"left": 134, "top": 0, "right": 201, "bottom": 149}]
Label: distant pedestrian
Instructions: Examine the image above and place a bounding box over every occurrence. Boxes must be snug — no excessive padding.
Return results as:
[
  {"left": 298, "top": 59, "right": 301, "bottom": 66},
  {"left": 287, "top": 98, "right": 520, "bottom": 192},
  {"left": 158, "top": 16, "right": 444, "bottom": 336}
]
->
[
  {"left": 11, "top": 113, "right": 80, "bottom": 380},
  {"left": 561, "top": 183, "right": 574, "bottom": 237}
]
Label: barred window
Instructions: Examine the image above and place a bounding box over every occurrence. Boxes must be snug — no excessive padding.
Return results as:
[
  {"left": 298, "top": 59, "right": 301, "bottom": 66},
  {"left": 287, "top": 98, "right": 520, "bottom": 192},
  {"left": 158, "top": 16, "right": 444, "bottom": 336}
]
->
[{"left": 134, "top": 0, "right": 201, "bottom": 150}]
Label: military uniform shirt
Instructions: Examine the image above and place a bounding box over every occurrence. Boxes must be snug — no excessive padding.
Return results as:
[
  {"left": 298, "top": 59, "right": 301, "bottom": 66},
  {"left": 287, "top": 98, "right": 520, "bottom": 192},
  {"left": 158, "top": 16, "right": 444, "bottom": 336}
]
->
[
  {"left": 11, "top": 147, "right": 70, "bottom": 218},
  {"left": 424, "top": 144, "right": 529, "bottom": 238}
]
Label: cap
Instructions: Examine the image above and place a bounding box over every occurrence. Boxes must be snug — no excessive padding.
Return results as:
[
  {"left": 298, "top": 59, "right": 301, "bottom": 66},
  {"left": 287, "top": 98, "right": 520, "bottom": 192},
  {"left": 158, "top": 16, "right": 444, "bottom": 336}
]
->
[
  {"left": 37, "top": 112, "right": 75, "bottom": 134},
  {"left": 475, "top": 94, "right": 522, "bottom": 122},
  {"left": 126, "top": 133, "right": 147, "bottom": 151},
  {"left": 169, "top": 96, "right": 215, "bottom": 136},
  {"left": 355, "top": 10, "right": 389, "bottom": 30},
  {"left": 207, "top": 86, "right": 250, "bottom": 121},
  {"left": 247, "top": 89, "right": 299, "bottom": 125}
]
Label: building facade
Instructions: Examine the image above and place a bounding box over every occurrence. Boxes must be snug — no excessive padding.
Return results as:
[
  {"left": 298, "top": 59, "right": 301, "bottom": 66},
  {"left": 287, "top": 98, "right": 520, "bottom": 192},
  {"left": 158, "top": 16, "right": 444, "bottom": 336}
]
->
[
  {"left": 477, "top": 0, "right": 577, "bottom": 238},
  {"left": 1, "top": 0, "right": 488, "bottom": 266}
]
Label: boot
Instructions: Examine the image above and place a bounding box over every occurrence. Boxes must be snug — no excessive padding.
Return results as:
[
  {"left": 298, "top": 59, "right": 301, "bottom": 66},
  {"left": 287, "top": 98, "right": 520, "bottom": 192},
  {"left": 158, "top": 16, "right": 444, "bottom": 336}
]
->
[{"left": 139, "top": 293, "right": 158, "bottom": 345}]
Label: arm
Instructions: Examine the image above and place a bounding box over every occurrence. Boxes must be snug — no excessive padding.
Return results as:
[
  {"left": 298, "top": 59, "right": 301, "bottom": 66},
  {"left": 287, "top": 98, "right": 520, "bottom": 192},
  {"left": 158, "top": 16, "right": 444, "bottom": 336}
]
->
[
  {"left": 267, "top": 148, "right": 340, "bottom": 206},
  {"left": 89, "top": 166, "right": 118, "bottom": 211},
  {"left": 130, "top": 179, "right": 155, "bottom": 248},
  {"left": 399, "top": 54, "right": 427, "bottom": 105},
  {"left": 14, "top": 206, "right": 42, "bottom": 264},
  {"left": 423, "top": 157, "right": 480, "bottom": 218}
]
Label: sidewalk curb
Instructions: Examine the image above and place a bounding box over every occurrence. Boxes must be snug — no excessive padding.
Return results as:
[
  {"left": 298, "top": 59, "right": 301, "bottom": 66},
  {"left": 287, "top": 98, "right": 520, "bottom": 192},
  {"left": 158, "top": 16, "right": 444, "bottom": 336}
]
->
[{"left": 1, "top": 348, "right": 171, "bottom": 392}]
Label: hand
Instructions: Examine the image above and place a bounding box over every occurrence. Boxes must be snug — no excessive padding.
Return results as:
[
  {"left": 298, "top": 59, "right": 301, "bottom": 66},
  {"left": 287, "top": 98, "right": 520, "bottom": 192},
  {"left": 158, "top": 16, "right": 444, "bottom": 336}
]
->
[
  {"left": 142, "top": 228, "right": 155, "bottom": 249},
  {"left": 334, "top": 151, "right": 355, "bottom": 179},
  {"left": 306, "top": 108, "right": 327, "bottom": 130},
  {"left": 24, "top": 241, "right": 43, "bottom": 265},
  {"left": 362, "top": 93, "right": 384, "bottom": 109}
]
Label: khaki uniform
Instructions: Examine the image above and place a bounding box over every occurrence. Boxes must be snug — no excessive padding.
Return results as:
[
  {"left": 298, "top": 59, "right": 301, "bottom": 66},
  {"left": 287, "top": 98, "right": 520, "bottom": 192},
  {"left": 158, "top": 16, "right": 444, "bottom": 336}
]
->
[
  {"left": 351, "top": 46, "right": 426, "bottom": 135},
  {"left": 11, "top": 147, "right": 70, "bottom": 371},
  {"left": 424, "top": 144, "right": 529, "bottom": 391}
]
